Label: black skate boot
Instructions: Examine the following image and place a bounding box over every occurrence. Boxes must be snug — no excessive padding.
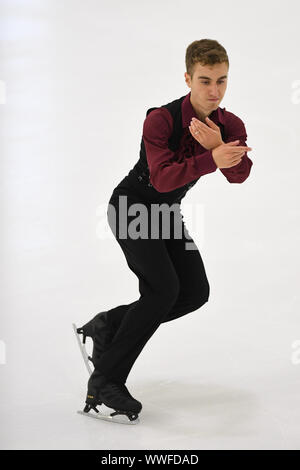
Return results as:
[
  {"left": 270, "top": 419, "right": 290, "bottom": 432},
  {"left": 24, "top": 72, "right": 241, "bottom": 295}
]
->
[
  {"left": 76, "top": 311, "right": 112, "bottom": 363},
  {"left": 74, "top": 315, "right": 133, "bottom": 399},
  {"left": 81, "top": 371, "right": 142, "bottom": 424}
]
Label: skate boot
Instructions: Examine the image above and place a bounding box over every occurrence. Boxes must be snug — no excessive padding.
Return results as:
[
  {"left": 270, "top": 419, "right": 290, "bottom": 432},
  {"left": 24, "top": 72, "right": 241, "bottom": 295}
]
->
[
  {"left": 73, "top": 312, "right": 113, "bottom": 375},
  {"left": 72, "top": 319, "right": 133, "bottom": 399},
  {"left": 78, "top": 371, "right": 142, "bottom": 424}
]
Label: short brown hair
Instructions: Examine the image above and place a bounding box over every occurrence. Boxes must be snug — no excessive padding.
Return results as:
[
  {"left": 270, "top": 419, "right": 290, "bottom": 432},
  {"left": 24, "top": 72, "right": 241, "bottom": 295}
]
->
[{"left": 185, "top": 39, "right": 229, "bottom": 79}]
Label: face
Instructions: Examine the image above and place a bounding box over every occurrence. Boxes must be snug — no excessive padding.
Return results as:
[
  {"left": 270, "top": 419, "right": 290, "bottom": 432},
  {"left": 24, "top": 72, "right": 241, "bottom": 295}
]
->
[{"left": 184, "top": 62, "right": 228, "bottom": 115}]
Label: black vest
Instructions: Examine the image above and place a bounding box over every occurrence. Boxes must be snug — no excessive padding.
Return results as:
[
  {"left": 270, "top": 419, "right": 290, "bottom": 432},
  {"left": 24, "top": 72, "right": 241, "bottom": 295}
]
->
[{"left": 126, "top": 94, "right": 226, "bottom": 204}]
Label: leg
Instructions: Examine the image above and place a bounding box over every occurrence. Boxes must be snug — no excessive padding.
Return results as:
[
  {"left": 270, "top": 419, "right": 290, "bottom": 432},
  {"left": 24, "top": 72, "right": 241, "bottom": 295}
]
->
[
  {"left": 91, "top": 192, "right": 209, "bottom": 384},
  {"left": 161, "top": 221, "right": 210, "bottom": 322},
  {"left": 104, "top": 218, "right": 210, "bottom": 329},
  {"left": 93, "top": 234, "right": 180, "bottom": 383}
]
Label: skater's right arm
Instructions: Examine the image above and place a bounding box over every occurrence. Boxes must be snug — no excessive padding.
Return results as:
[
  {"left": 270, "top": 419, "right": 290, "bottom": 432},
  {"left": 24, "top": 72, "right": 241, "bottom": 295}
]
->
[{"left": 142, "top": 108, "right": 218, "bottom": 193}]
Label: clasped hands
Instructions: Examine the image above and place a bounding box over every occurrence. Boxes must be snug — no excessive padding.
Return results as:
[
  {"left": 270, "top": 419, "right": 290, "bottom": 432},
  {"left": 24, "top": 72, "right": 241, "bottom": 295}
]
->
[
  {"left": 189, "top": 116, "right": 253, "bottom": 169},
  {"left": 189, "top": 116, "right": 223, "bottom": 150}
]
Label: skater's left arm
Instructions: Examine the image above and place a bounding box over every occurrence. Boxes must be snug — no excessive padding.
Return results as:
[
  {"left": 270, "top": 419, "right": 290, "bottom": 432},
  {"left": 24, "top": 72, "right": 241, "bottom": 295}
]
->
[{"left": 217, "top": 114, "right": 253, "bottom": 184}]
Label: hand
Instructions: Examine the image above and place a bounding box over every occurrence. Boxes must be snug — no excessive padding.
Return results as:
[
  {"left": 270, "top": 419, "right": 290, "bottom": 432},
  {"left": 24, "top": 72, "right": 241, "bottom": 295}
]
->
[
  {"left": 189, "top": 116, "right": 223, "bottom": 150},
  {"left": 212, "top": 141, "right": 253, "bottom": 169}
]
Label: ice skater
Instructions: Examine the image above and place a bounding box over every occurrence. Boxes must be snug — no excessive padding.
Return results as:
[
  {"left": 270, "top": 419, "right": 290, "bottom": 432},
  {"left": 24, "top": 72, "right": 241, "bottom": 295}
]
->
[{"left": 73, "top": 38, "right": 253, "bottom": 424}]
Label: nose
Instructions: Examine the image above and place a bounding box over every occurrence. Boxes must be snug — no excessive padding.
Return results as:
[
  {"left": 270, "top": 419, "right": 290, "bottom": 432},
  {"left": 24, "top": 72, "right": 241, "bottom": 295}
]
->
[{"left": 209, "top": 84, "right": 219, "bottom": 98}]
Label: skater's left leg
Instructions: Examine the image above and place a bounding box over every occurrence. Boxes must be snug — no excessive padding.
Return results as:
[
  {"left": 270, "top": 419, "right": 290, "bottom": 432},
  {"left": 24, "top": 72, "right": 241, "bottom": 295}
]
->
[
  {"left": 108, "top": 227, "right": 210, "bottom": 383},
  {"left": 161, "top": 221, "right": 210, "bottom": 322},
  {"left": 105, "top": 219, "right": 210, "bottom": 331}
]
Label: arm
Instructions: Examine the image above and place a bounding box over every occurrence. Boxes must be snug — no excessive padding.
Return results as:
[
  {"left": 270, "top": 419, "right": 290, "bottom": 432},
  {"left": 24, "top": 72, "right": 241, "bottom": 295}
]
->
[
  {"left": 142, "top": 107, "right": 218, "bottom": 193},
  {"left": 219, "top": 115, "right": 253, "bottom": 183}
]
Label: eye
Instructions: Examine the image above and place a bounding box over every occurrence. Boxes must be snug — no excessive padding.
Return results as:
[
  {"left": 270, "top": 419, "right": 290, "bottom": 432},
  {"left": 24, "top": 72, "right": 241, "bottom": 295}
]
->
[{"left": 201, "top": 80, "right": 225, "bottom": 85}]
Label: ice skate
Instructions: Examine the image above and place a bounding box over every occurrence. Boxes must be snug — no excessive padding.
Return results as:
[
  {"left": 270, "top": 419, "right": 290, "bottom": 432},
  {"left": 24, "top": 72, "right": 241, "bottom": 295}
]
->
[
  {"left": 73, "top": 319, "right": 142, "bottom": 424},
  {"left": 73, "top": 311, "right": 111, "bottom": 371},
  {"left": 73, "top": 317, "right": 134, "bottom": 399},
  {"left": 78, "top": 371, "right": 142, "bottom": 425}
]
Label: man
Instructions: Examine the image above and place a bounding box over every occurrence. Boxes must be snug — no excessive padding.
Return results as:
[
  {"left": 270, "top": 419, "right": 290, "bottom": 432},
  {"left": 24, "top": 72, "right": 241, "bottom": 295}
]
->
[{"left": 75, "top": 39, "right": 253, "bottom": 424}]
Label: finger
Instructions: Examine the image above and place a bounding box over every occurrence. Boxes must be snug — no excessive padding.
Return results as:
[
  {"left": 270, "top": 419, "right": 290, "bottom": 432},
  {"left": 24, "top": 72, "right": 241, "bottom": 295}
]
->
[
  {"left": 226, "top": 140, "right": 252, "bottom": 150},
  {"left": 205, "top": 117, "right": 218, "bottom": 128},
  {"left": 191, "top": 119, "right": 208, "bottom": 130},
  {"left": 229, "top": 149, "right": 245, "bottom": 156},
  {"left": 231, "top": 154, "right": 245, "bottom": 161},
  {"left": 229, "top": 156, "right": 242, "bottom": 165},
  {"left": 189, "top": 126, "right": 199, "bottom": 138},
  {"left": 229, "top": 145, "right": 252, "bottom": 151},
  {"left": 192, "top": 118, "right": 210, "bottom": 129},
  {"left": 226, "top": 140, "right": 240, "bottom": 145},
  {"left": 189, "top": 125, "right": 203, "bottom": 138},
  {"left": 227, "top": 143, "right": 252, "bottom": 149},
  {"left": 190, "top": 121, "right": 203, "bottom": 132},
  {"left": 228, "top": 152, "right": 244, "bottom": 162},
  {"left": 191, "top": 118, "right": 203, "bottom": 125},
  {"left": 230, "top": 154, "right": 244, "bottom": 162},
  {"left": 193, "top": 124, "right": 207, "bottom": 137},
  {"left": 197, "top": 121, "right": 210, "bottom": 131}
]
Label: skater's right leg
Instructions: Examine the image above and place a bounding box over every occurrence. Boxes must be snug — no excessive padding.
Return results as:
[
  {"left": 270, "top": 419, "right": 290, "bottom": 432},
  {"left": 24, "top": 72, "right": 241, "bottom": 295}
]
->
[{"left": 89, "top": 235, "right": 180, "bottom": 385}]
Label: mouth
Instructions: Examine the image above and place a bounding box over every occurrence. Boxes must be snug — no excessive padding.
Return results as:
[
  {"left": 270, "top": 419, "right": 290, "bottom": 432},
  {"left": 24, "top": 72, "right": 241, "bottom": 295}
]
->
[{"left": 208, "top": 98, "right": 219, "bottom": 101}]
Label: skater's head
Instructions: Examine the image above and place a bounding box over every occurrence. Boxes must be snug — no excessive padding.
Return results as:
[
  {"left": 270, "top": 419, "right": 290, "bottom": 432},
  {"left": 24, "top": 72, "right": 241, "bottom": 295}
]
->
[{"left": 184, "top": 39, "right": 229, "bottom": 118}]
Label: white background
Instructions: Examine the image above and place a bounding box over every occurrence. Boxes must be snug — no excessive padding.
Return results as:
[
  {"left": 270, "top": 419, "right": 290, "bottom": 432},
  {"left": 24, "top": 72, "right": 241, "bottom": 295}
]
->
[{"left": 1, "top": 0, "right": 300, "bottom": 450}]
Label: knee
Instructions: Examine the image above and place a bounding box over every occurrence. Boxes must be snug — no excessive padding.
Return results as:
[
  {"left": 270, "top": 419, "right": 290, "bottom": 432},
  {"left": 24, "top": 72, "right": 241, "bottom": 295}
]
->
[{"left": 155, "top": 277, "right": 180, "bottom": 309}]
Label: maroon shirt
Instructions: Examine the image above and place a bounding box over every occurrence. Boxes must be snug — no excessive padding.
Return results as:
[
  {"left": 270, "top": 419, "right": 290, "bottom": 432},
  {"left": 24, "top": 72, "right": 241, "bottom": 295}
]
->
[{"left": 142, "top": 91, "right": 253, "bottom": 192}]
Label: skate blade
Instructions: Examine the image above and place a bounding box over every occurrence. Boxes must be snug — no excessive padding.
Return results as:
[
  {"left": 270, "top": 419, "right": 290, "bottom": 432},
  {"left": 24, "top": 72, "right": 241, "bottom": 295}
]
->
[
  {"left": 77, "top": 409, "right": 140, "bottom": 425},
  {"left": 72, "top": 323, "right": 93, "bottom": 376}
]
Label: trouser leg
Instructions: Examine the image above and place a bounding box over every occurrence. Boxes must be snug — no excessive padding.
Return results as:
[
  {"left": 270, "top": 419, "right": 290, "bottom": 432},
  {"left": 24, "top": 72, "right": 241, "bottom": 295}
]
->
[
  {"left": 104, "top": 222, "right": 210, "bottom": 334},
  {"left": 92, "top": 192, "right": 210, "bottom": 384},
  {"left": 94, "top": 235, "right": 180, "bottom": 382}
]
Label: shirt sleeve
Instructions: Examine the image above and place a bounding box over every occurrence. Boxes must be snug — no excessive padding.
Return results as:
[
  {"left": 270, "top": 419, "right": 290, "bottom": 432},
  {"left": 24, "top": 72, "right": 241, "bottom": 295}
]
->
[
  {"left": 219, "top": 114, "right": 253, "bottom": 183},
  {"left": 142, "top": 107, "right": 218, "bottom": 193}
]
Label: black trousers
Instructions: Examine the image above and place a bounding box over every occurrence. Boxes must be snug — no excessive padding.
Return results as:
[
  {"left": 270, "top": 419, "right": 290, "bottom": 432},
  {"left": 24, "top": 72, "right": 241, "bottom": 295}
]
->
[{"left": 93, "top": 176, "right": 210, "bottom": 384}]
